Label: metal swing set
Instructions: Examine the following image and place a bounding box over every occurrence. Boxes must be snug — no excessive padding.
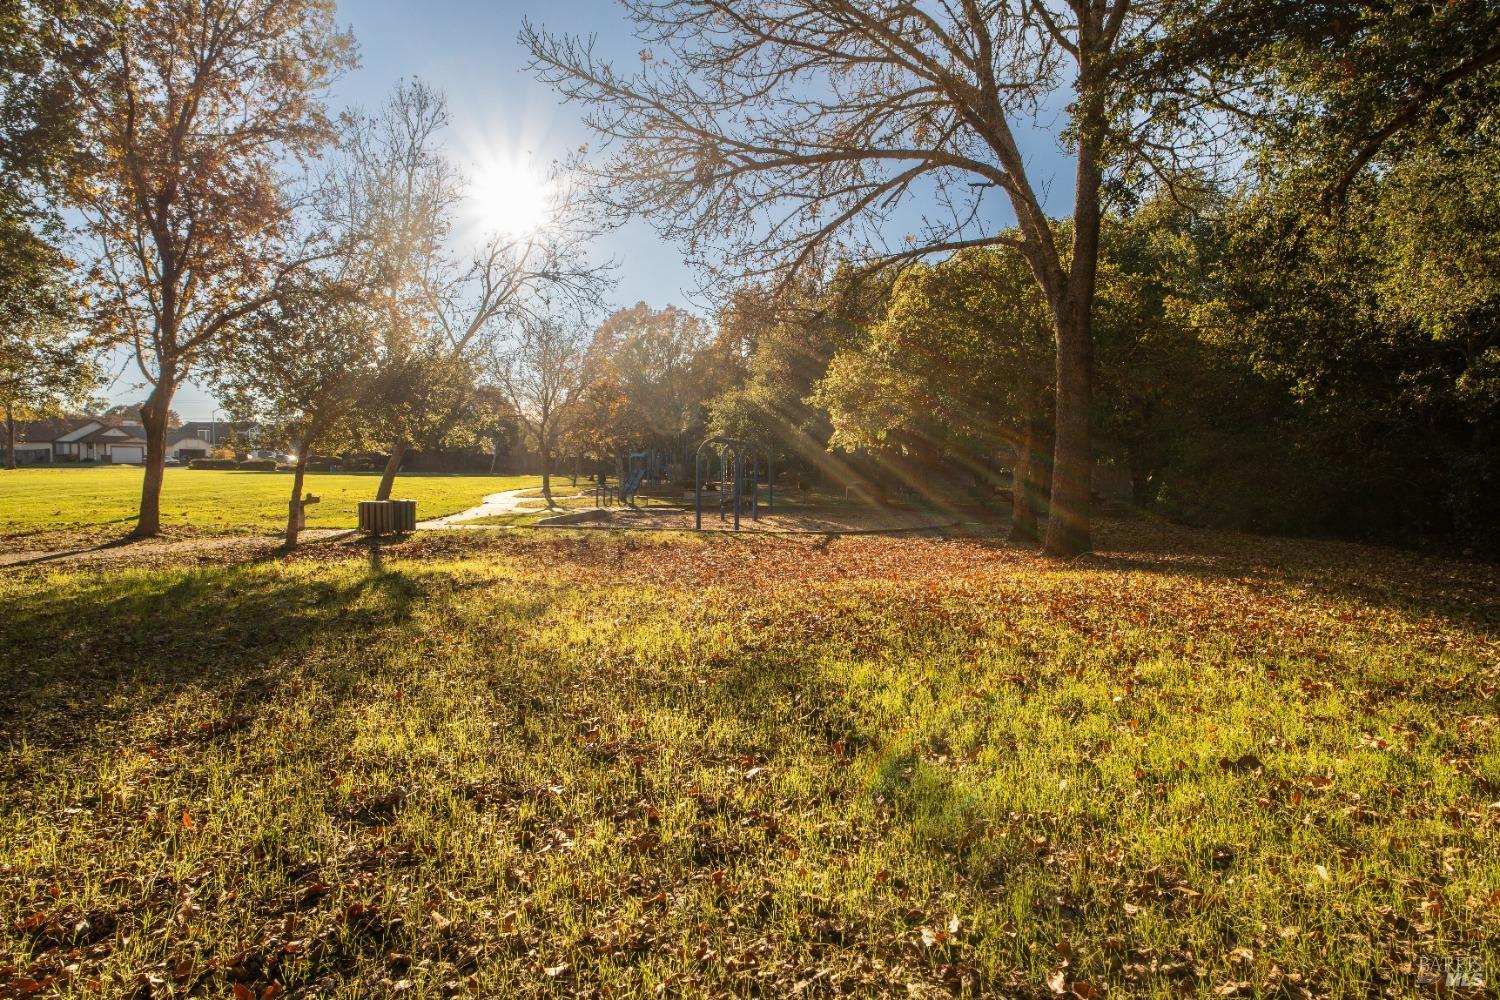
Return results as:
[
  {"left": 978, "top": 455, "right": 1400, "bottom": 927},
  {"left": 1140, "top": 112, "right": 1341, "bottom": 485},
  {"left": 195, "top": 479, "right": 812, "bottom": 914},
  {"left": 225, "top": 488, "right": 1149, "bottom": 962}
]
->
[{"left": 693, "top": 436, "right": 773, "bottom": 531}]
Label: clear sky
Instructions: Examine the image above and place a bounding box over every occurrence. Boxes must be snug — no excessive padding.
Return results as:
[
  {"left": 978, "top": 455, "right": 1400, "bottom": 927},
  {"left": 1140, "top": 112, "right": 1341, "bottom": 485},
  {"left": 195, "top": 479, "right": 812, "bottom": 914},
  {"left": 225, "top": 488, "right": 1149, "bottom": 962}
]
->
[{"left": 103, "top": 0, "right": 1075, "bottom": 418}]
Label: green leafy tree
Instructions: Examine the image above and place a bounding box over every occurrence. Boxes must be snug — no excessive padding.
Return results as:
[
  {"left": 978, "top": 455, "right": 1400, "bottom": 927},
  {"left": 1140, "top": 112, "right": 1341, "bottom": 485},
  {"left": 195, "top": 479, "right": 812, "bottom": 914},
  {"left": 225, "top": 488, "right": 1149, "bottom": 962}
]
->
[
  {"left": 0, "top": 2, "right": 88, "bottom": 466},
  {"left": 1, "top": 1, "right": 82, "bottom": 306},
  {"left": 709, "top": 274, "right": 880, "bottom": 488},
  {"left": 1155, "top": 0, "right": 1500, "bottom": 208},
  {"left": 815, "top": 247, "right": 1055, "bottom": 539},
  {"left": 593, "top": 304, "right": 715, "bottom": 446},
  {"left": 0, "top": 218, "right": 86, "bottom": 470},
  {"left": 216, "top": 279, "right": 374, "bottom": 547},
  {"left": 466, "top": 384, "right": 523, "bottom": 474},
  {"left": 1, "top": 315, "right": 98, "bottom": 469},
  {"left": 51, "top": 0, "right": 356, "bottom": 537},
  {"left": 526, "top": 1, "right": 1274, "bottom": 555}
]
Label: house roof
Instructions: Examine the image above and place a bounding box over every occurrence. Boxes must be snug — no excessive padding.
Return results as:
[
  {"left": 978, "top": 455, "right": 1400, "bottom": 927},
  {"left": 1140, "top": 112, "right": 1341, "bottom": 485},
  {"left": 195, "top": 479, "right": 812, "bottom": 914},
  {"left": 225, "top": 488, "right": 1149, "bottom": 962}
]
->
[
  {"left": 11, "top": 416, "right": 247, "bottom": 447},
  {"left": 12, "top": 418, "right": 78, "bottom": 444},
  {"left": 74, "top": 422, "right": 147, "bottom": 445},
  {"left": 175, "top": 420, "right": 243, "bottom": 444}
]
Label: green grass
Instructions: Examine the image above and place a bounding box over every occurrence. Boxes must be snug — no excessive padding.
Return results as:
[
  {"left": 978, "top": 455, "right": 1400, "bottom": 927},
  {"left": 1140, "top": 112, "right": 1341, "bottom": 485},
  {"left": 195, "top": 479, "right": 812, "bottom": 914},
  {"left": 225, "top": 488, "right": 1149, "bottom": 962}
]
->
[
  {"left": 1, "top": 523, "right": 1496, "bottom": 997},
  {"left": 512, "top": 487, "right": 596, "bottom": 501},
  {"left": 0, "top": 467, "right": 540, "bottom": 539},
  {"left": 462, "top": 510, "right": 557, "bottom": 527}
]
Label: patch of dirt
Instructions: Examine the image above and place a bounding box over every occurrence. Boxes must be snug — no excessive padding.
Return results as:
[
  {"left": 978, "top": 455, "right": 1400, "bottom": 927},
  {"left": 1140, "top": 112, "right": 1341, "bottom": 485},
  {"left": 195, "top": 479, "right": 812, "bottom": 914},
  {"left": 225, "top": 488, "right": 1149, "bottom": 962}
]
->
[{"left": 560, "top": 502, "right": 960, "bottom": 534}]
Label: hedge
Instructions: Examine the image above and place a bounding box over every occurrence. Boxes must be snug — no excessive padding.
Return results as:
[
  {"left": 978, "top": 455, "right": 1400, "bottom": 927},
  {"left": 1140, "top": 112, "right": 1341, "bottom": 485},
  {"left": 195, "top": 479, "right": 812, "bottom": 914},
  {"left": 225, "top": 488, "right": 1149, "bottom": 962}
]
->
[
  {"left": 188, "top": 458, "right": 238, "bottom": 470},
  {"left": 238, "top": 459, "right": 277, "bottom": 471}
]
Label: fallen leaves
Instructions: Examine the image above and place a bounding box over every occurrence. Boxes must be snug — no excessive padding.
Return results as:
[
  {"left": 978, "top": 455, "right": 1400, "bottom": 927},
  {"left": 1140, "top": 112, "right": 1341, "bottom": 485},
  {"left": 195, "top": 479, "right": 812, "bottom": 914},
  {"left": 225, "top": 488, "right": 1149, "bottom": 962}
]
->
[{"left": 2, "top": 527, "right": 1495, "bottom": 998}]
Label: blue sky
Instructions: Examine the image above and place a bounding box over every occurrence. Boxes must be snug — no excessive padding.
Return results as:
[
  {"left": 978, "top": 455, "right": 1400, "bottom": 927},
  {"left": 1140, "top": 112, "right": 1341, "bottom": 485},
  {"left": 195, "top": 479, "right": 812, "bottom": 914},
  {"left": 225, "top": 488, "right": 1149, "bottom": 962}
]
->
[{"left": 107, "top": 0, "right": 1074, "bottom": 418}]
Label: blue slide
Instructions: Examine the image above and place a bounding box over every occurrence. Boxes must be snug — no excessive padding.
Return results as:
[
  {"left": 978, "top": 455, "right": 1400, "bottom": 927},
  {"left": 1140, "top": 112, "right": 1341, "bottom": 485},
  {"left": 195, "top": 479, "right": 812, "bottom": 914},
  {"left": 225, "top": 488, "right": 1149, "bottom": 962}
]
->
[{"left": 620, "top": 466, "right": 647, "bottom": 504}]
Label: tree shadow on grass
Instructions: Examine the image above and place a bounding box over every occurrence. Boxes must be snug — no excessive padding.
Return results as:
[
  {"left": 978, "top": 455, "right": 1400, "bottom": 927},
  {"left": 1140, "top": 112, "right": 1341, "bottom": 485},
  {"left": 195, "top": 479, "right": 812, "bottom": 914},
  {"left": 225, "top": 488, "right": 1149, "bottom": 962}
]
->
[
  {"left": 1073, "top": 516, "right": 1500, "bottom": 633},
  {"left": 0, "top": 548, "right": 434, "bottom": 756},
  {"left": 0, "top": 529, "right": 143, "bottom": 566}
]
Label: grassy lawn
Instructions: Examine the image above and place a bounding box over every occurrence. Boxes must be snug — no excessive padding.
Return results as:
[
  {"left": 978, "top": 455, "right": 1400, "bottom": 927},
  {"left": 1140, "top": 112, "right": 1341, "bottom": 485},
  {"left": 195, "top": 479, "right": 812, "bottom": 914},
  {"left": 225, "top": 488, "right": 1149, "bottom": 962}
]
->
[
  {"left": 0, "top": 467, "right": 540, "bottom": 540},
  {"left": 462, "top": 510, "right": 560, "bottom": 527},
  {"left": 512, "top": 488, "right": 595, "bottom": 501},
  {"left": 1, "top": 524, "right": 1496, "bottom": 997}
]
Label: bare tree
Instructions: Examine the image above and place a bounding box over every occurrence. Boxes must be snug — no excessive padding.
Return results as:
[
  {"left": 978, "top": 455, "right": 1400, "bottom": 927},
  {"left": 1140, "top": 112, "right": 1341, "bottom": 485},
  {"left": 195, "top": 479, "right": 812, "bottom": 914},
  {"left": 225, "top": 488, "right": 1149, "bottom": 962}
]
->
[
  {"left": 334, "top": 81, "right": 612, "bottom": 501},
  {"left": 524, "top": 2, "right": 1238, "bottom": 555},
  {"left": 494, "top": 315, "right": 596, "bottom": 506},
  {"left": 54, "top": 0, "right": 354, "bottom": 536}
]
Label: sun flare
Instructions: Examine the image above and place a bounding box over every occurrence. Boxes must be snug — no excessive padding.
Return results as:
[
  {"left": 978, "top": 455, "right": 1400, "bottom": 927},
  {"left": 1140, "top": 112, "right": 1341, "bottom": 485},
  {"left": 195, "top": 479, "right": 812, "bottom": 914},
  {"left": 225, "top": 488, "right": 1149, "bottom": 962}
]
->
[{"left": 469, "top": 156, "right": 552, "bottom": 236}]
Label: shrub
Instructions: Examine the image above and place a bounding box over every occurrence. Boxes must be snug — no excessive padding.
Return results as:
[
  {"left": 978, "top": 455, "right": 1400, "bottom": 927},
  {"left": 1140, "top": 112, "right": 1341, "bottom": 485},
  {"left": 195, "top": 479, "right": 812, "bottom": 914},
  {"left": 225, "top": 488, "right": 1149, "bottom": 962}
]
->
[
  {"left": 188, "top": 458, "right": 239, "bottom": 470},
  {"left": 237, "top": 459, "right": 277, "bottom": 471}
]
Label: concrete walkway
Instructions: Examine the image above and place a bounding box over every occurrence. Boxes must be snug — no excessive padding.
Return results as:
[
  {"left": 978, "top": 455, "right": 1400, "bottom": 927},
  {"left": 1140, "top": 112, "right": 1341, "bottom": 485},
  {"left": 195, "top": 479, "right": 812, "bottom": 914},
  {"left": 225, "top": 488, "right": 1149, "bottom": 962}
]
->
[{"left": 415, "top": 487, "right": 590, "bottom": 529}]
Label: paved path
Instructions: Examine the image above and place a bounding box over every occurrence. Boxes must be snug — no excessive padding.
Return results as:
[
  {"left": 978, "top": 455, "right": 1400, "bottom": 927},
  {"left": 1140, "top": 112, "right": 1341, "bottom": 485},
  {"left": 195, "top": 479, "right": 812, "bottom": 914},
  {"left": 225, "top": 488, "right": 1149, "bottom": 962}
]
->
[{"left": 415, "top": 487, "right": 590, "bottom": 529}]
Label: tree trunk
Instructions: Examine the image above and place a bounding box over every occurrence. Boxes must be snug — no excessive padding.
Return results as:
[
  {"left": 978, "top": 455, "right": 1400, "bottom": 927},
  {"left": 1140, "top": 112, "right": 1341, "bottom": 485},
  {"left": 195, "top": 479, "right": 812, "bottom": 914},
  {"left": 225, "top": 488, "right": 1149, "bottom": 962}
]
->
[
  {"left": 375, "top": 438, "right": 407, "bottom": 500},
  {"left": 489, "top": 433, "right": 501, "bottom": 473},
  {"left": 1043, "top": 62, "right": 1104, "bottom": 558},
  {"left": 539, "top": 428, "right": 554, "bottom": 506},
  {"left": 285, "top": 444, "right": 310, "bottom": 548},
  {"left": 1045, "top": 309, "right": 1092, "bottom": 556},
  {"left": 133, "top": 381, "right": 175, "bottom": 538},
  {"left": 5, "top": 405, "right": 15, "bottom": 471}
]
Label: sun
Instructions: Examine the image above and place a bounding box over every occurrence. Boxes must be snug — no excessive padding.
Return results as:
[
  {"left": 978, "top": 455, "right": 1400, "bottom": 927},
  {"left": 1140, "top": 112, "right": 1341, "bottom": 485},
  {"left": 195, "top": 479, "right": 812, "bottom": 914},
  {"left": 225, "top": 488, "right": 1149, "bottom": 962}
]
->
[{"left": 469, "top": 156, "right": 553, "bottom": 236}]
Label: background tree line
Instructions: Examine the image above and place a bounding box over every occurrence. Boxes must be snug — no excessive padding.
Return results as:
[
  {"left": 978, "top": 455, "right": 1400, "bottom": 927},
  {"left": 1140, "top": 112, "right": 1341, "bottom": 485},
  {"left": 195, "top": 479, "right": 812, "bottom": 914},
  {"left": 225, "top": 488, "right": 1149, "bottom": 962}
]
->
[
  {"left": 2, "top": 0, "right": 1495, "bottom": 556},
  {"left": 524, "top": 0, "right": 1499, "bottom": 556}
]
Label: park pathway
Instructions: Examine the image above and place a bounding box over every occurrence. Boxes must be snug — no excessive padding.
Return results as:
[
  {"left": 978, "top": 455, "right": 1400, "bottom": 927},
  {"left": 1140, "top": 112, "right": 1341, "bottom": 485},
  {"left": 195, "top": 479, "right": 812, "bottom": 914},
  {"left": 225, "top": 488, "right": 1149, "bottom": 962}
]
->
[
  {"left": 415, "top": 487, "right": 534, "bottom": 529},
  {"left": 415, "top": 487, "right": 589, "bottom": 529}
]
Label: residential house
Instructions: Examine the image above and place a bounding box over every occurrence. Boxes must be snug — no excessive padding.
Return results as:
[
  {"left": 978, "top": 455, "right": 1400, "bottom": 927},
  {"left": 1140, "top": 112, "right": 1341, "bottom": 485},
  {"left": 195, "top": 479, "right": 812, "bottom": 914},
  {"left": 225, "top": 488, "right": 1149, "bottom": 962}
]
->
[
  {"left": 50, "top": 420, "right": 150, "bottom": 463},
  {"left": 3, "top": 416, "right": 254, "bottom": 465},
  {"left": 167, "top": 422, "right": 229, "bottom": 461},
  {"left": 3, "top": 418, "right": 76, "bottom": 465},
  {"left": 172, "top": 420, "right": 238, "bottom": 448}
]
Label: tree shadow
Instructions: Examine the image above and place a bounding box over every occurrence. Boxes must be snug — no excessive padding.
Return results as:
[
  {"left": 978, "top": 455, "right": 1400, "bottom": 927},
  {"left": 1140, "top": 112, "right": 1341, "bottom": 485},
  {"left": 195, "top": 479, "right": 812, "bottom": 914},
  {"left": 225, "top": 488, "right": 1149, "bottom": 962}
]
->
[
  {"left": 1072, "top": 516, "right": 1500, "bottom": 632},
  {"left": 0, "top": 547, "right": 435, "bottom": 757},
  {"left": 0, "top": 532, "right": 143, "bottom": 568}
]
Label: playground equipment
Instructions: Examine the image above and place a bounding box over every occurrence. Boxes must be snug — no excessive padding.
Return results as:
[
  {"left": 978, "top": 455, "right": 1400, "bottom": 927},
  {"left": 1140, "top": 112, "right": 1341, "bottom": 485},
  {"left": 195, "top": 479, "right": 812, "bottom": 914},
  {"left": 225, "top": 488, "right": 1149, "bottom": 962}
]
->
[
  {"left": 631, "top": 448, "right": 677, "bottom": 486},
  {"left": 590, "top": 472, "right": 618, "bottom": 508},
  {"left": 591, "top": 447, "right": 688, "bottom": 508},
  {"left": 694, "top": 436, "right": 773, "bottom": 531},
  {"left": 619, "top": 463, "right": 648, "bottom": 504},
  {"left": 619, "top": 448, "right": 673, "bottom": 505}
]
